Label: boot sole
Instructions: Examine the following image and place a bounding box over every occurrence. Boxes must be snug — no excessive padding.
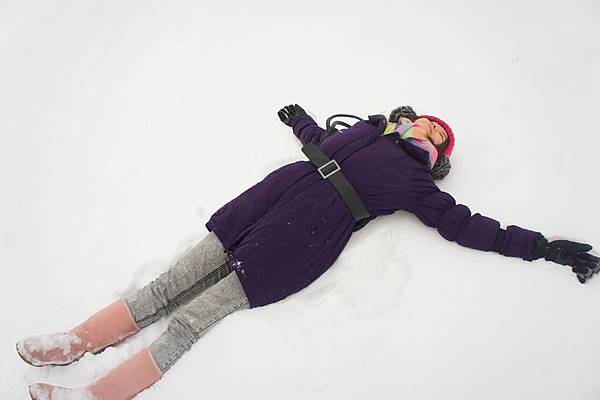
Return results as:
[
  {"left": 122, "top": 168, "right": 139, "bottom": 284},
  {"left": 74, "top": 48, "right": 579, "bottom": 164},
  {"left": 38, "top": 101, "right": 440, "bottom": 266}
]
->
[
  {"left": 15, "top": 342, "right": 108, "bottom": 367},
  {"left": 16, "top": 342, "right": 36, "bottom": 367}
]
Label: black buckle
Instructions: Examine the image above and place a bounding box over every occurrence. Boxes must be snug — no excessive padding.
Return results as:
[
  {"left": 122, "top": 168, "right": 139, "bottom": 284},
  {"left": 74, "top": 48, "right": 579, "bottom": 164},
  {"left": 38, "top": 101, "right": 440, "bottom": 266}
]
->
[{"left": 317, "top": 159, "right": 341, "bottom": 179}]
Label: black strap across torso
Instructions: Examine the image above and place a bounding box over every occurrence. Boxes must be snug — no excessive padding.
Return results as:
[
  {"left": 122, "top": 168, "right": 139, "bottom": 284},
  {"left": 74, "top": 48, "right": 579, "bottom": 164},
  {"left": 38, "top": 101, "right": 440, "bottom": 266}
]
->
[{"left": 301, "top": 142, "right": 371, "bottom": 223}]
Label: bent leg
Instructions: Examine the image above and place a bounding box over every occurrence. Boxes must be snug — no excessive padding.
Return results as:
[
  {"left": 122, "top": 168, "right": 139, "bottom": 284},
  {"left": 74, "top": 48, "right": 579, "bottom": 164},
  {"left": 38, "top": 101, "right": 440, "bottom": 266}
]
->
[
  {"left": 29, "top": 348, "right": 163, "bottom": 400},
  {"left": 125, "top": 231, "right": 231, "bottom": 328},
  {"left": 17, "top": 298, "right": 141, "bottom": 367},
  {"left": 17, "top": 231, "right": 232, "bottom": 369},
  {"left": 26, "top": 270, "right": 250, "bottom": 399},
  {"left": 150, "top": 269, "right": 249, "bottom": 373}
]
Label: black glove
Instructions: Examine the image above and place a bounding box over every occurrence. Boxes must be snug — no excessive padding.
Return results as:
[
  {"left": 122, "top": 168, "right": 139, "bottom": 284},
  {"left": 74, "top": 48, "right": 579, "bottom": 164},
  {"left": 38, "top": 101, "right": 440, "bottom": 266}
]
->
[
  {"left": 533, "top": 236, "right": 600, "bottom": 283},
  {"left": 278, "top": 104, "right": 306, "bottom": 127}
]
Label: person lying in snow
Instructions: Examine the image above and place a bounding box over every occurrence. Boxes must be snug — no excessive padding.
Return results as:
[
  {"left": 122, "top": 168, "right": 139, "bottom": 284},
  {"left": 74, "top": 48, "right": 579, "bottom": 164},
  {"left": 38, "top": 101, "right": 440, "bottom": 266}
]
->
[{"left": 17, "top": 104, "right": 600, "bottom": 400}]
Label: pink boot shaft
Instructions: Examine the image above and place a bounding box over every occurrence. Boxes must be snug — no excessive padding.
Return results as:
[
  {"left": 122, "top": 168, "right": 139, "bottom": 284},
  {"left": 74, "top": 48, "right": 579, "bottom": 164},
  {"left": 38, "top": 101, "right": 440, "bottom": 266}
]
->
[
  {"left": 29, "top": 348, "right": 163, "bottom": 400},
  {"left": 17, "top": 298, "right": 141, "bottom": 367}
]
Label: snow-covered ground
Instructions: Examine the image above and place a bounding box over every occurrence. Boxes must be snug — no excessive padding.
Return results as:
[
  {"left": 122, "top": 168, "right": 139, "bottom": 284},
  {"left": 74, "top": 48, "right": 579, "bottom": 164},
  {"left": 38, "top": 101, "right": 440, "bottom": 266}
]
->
[{"left": 2, "top": 0, "right": 599, "bottom": 399}]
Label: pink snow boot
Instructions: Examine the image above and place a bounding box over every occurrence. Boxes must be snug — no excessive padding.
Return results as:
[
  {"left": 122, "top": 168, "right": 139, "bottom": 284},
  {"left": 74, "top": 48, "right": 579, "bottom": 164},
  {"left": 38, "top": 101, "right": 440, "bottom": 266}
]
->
[
  {"left": 17, "top": 298, "right": 141, "bottom": 367},
  {"left": 28, "top": 348, "right": 163, "bottom": 400}
]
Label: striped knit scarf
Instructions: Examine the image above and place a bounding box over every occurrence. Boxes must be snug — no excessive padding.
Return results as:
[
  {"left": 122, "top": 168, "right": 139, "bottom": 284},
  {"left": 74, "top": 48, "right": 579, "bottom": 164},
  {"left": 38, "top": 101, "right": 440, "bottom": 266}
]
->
[{"left": 381, "top": 117, "right": 439, "bottom": 168}]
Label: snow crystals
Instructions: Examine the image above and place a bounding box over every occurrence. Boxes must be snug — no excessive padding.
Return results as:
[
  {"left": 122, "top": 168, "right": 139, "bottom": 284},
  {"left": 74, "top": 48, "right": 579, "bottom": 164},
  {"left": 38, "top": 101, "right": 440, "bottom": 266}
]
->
[
  {"left": 29, "top": 383, "right": 96, "bottom": 400},
  {"left": 17, "top": 332, "right": 83, "bottom": 365}
]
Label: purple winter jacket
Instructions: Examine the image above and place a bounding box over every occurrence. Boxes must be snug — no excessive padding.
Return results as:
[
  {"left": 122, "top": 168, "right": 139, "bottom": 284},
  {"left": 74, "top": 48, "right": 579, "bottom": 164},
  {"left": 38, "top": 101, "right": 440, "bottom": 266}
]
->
[{"left": 205, "top": 113, "right": 544, "bottom": 308}]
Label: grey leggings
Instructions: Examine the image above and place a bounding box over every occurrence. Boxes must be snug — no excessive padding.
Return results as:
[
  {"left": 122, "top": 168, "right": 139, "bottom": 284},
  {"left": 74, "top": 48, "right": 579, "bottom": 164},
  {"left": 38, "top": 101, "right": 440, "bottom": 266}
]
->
[{"left": 124, "top": 231, "right": 250, "bottom": 373}]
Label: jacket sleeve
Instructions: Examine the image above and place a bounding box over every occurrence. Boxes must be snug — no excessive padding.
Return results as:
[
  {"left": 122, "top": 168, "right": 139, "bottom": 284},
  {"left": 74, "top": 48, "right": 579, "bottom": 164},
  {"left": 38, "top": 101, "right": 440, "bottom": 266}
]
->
[
  {"left": 412, "top": 188, "right": 545, "bottom": 261},
  {"left": 291, "top": 114, "right": 327, "bottom": 146}
]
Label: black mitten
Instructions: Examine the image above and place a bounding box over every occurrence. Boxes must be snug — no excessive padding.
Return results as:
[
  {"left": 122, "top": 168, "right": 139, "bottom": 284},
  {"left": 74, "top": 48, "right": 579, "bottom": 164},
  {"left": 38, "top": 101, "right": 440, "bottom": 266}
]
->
[
  {"left": 533, "top": 236, "right": 600, "bottom": 283},
  {"left": 278, "top": 104, "right": 307, "bottom": 127}
]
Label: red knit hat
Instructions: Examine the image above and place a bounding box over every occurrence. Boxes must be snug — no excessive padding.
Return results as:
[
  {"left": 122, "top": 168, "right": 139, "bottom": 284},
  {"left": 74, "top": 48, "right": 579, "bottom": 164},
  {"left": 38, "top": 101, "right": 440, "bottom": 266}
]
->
[{"left": 416, "top": 115, "right": 455, "bottom": 157}]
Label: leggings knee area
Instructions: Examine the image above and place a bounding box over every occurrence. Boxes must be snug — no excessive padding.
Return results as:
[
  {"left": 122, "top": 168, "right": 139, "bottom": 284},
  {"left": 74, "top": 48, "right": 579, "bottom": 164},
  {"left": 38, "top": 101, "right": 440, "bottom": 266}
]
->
[
  {"left": 148, "top": 279, "right": 172, "bottom": 309},
  {"left": 167, "top": 314, "right": 199, "bottom": 345},
  {"left": 150, "top": 326, "right": 195, "bottom": 374}
]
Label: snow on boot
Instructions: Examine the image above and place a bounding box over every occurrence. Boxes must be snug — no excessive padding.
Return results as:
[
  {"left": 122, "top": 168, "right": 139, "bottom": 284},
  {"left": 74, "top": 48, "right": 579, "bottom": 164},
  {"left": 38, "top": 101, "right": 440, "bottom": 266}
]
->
[
  {"left": 17, "top": 298, "right": 141, "bottom": 367},
  {"left": 28, "top": 348, "right": 163, "bottom": 400},
  {"left": 29, "top": 383, "right": 96, "bottom": 400}
]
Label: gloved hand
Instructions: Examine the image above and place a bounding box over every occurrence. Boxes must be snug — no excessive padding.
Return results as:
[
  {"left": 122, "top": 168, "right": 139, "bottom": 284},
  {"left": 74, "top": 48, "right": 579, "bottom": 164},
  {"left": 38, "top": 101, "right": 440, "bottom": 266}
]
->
[
  {"left": 533, "top": 236, "right": 600, "bottom": 283},
  {"left": 278, "top": 104, "right": 306, "bottom": 127}
]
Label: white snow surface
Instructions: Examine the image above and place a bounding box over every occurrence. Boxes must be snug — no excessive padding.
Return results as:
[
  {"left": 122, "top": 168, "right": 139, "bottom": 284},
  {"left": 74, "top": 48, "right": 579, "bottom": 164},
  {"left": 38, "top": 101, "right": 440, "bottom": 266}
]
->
[{"left": 2, "top": 1, "right": 600, "bottom": 399}]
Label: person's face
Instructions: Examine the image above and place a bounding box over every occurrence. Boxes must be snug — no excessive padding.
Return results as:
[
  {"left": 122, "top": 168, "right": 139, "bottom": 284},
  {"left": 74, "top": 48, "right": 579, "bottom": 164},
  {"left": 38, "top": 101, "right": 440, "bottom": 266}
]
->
[{"left": 414, "top": 117, "right": 448, "bottom": 146}]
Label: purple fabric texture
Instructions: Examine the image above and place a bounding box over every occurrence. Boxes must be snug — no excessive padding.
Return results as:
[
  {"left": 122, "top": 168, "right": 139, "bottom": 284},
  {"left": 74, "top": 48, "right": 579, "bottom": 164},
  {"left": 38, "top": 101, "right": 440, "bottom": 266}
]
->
[{"left": 205, "top": 114, "right": 544, "bottom": 307}]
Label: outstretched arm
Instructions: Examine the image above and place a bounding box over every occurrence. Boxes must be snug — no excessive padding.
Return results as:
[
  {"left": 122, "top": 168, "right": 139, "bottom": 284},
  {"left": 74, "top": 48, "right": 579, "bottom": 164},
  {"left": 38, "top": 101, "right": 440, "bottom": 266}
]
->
[
  {"left": 411, "top": 187, "right": 600, "bottom": 282},
  {"left": 412, "top": 188, "right": 543, "bottom": 261},
  {"left": 278, "top": 104, "right": 327, "bottom": 146}
]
